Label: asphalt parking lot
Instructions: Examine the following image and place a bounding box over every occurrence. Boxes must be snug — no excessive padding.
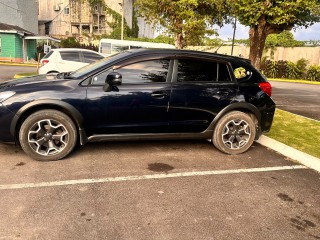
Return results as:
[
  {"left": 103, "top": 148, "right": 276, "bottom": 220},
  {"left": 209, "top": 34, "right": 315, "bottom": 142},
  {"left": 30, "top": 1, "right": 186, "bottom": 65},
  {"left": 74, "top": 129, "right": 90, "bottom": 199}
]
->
[
  {"left": 0, "top": 65, "right": 319, "bottom": 239},
  {"left": 271, "top": 81, "right": 320, "bottom": 121},
  {"left": 0, "top": 65, "right": 37, "bottom": 83},
  {"left": 0, "top": 140, "right": 319, "bottom": 240}
]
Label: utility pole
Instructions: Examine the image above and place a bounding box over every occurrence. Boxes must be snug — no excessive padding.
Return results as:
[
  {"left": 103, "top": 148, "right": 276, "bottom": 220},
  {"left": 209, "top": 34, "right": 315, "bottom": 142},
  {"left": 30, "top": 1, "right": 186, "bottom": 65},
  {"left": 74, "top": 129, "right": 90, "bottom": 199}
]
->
[{"left": 231, "top": 17, "right": 237, "bottom": 56}]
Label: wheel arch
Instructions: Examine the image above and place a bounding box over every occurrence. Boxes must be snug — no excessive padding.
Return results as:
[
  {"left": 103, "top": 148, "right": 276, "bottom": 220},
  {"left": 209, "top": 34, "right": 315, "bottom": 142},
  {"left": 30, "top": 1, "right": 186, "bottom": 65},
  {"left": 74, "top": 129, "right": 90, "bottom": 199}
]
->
[
  {"left": 11, "top": 100, "right": 87, "bottom": 144},
  {"left": 210, "top": 102, "right": 262, "bottom": 139}
]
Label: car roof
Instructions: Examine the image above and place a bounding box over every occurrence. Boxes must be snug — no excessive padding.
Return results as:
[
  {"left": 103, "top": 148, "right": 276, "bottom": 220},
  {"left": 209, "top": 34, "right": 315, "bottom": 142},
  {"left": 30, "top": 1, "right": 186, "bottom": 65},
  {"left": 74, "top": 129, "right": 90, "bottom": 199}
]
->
[
  {"left": 122, "top": 48, "right": 251, "bottom": 65},
  {"left": 51, "top": 48, "right": 101, "bottom": 53}
]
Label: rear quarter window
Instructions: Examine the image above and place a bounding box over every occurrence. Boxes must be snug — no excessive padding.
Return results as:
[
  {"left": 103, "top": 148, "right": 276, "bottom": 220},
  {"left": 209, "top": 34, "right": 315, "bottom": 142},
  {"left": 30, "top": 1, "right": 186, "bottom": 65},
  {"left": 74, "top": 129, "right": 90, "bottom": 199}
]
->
[
  {"left": 42, "top": 51, "right": 53, "bottom": 59},
  {"left": 231, "top": 61, "right": 265, "bottom": 83}
]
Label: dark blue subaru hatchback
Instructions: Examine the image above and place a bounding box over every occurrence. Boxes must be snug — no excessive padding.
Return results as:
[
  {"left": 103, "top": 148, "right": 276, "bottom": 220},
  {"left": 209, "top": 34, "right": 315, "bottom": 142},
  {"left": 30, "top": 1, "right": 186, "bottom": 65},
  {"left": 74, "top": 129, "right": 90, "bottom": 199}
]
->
[{"left": 0, "top": 49, "right": 275, "bottom": 161}]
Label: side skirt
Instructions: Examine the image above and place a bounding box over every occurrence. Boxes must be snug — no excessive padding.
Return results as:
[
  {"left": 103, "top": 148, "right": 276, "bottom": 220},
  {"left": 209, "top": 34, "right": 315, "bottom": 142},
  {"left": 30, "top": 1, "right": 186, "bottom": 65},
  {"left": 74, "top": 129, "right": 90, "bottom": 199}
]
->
[{"left": 87, "top": 131, "right": 213, "bottom": 143}]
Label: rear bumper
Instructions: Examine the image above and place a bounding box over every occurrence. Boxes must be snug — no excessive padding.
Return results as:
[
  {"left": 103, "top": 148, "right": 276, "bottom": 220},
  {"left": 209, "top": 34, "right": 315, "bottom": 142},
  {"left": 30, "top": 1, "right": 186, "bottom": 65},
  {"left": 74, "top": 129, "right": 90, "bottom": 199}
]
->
[{"left": 260, "top": 98, "right": 276, "bottom": 134}]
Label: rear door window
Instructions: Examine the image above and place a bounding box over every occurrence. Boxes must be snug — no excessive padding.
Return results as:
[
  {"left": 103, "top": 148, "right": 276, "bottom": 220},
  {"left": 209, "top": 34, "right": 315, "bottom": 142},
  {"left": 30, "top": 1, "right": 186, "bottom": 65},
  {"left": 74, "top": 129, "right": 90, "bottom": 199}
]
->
[
  {"left": 60, "top": 51, "right": 81, "bottom": 62},
  {"left": 176, "top": 59, "right": 231, "bottom": 82}
]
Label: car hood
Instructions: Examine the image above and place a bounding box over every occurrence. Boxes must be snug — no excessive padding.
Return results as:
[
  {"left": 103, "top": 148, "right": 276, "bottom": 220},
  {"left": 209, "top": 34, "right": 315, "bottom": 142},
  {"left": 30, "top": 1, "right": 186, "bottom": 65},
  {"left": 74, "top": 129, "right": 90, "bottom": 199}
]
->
[{"left": 0, "top": 74, "right": 62, "bottom": 90}]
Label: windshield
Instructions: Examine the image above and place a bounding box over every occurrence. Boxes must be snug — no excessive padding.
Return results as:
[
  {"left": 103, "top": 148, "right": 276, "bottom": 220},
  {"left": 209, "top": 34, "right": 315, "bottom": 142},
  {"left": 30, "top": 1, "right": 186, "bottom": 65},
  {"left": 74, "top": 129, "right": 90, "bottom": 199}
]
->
[{"left": 70, "top": 52, "right": 129, "bottom": 78}]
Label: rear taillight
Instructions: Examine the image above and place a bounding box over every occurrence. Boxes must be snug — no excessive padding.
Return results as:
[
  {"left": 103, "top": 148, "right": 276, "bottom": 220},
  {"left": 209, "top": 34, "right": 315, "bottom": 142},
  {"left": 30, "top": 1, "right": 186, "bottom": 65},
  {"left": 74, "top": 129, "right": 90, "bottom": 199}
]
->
[
  {"left": 41, "top": 59, "right": 49, "bottom": 66},
  {"left": 259, "top": 82, "right": 272, "bottom": 97}
]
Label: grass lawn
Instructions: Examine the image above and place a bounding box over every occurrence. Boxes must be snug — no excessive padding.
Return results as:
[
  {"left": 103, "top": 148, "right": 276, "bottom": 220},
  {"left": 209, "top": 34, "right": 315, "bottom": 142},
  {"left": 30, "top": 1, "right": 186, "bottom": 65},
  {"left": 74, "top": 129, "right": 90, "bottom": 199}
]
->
[{"left": 266, "top": 109, "right": 320, "bottom": 158}]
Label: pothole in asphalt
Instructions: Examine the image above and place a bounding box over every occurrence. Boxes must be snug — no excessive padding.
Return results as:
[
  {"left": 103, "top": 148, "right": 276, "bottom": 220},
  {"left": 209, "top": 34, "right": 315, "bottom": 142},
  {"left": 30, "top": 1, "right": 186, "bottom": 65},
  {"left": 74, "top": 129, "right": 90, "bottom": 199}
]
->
[
  {"left": 15, "top": 162, "right": 26, "bottom": 167},
  {"left": 147, "top": 163, "right": 174, "bottom": 173}
]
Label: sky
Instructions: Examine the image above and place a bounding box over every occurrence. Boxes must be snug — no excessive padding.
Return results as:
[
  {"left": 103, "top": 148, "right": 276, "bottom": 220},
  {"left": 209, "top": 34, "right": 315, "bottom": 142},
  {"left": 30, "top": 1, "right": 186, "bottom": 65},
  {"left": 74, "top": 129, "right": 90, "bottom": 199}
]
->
[{"left": 215, "top": 22, "right": 320, "bottom": 41}]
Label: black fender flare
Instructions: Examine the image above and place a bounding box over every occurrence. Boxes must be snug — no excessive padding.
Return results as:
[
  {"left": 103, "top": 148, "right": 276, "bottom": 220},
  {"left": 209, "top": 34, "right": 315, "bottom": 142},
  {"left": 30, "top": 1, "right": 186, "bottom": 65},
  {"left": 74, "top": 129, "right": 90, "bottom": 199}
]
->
[
  {"left": 10, "top": 100, "right": 87, "bottom": 144},
  {"left": 209, "top": 102, "right": 262, "bottom": 135}
]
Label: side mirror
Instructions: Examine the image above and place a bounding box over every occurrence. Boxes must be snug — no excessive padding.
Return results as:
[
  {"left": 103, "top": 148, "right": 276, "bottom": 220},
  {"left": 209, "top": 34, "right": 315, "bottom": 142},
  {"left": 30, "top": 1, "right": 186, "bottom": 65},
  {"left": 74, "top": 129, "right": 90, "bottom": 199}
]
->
[{"left": 103, "top": 72, "right": 122, "bottom": 92}]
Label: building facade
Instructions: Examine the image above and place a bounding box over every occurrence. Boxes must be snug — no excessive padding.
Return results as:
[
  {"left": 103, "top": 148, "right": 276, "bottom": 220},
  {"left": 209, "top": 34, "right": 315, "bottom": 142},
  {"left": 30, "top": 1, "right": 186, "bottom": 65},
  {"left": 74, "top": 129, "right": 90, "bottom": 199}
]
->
[
  {"left": 0, "top": 1, "right": 38, "bottom": 62},
  {"left": 38, "top": 0, "right": 154, "bottom": 39},
  {"left": 0, "top": 0, "right": 38, "bottom": 34}
]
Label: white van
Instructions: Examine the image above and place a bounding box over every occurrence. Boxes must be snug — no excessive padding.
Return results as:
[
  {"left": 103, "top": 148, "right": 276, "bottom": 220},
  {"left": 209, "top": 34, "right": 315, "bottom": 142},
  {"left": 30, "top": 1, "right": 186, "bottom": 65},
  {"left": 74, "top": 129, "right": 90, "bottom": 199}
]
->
[{"left": 98, "top": 39, "right": 175, "bottom": 56}]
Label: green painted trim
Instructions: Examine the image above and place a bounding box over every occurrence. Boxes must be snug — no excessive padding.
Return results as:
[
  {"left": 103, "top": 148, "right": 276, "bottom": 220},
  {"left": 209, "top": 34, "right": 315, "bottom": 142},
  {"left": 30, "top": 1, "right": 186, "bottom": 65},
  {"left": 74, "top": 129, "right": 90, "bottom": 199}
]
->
[{"left": 268, "top": 78, "right": 320, "bottom": 85}]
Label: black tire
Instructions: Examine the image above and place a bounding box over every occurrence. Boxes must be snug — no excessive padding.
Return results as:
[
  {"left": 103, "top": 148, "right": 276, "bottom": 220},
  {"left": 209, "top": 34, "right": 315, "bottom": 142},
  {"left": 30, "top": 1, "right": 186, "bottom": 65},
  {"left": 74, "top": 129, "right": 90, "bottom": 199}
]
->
[
  {"left": 19, "top": 110, "right": 77, "bottom": 161},
  {"left": 212, "top": 111, "right": 256, "bottom": 155}
]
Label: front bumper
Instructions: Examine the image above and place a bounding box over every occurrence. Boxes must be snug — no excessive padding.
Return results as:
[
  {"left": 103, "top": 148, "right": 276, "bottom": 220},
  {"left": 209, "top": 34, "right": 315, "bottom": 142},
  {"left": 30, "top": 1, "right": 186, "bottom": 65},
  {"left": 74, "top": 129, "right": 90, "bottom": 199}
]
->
[{"left": 0, "top": 103, "right": 16, "bottom": 143}]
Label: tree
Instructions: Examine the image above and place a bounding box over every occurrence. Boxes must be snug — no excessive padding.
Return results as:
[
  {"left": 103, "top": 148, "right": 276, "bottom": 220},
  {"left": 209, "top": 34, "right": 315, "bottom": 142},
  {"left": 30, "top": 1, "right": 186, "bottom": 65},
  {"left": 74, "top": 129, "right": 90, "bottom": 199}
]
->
[
  {"left": 231, "top": 0, "right": 320, "bottom": 69},
  {"left": 265, "top": 31, "right": 304, "bottom": 48},
  {"left": 135, "top": 0, "right": 231, "bottom": 49}
]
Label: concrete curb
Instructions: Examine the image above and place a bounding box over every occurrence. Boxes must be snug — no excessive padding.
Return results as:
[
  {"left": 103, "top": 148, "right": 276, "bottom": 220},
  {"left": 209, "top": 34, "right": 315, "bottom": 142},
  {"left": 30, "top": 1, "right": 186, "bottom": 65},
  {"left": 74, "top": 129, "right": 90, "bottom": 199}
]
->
[
  {"left": 268, "top": 78, "right": 320, "bottom": 85},
  {"left": 13, "top": 74, "right": 37, "bottom": 79},
  {"left": 0, "top": 62, "right": 38, "bottom": 67},
  {"left": 256, "top": 135, "right": 320, "bottom": 173}
]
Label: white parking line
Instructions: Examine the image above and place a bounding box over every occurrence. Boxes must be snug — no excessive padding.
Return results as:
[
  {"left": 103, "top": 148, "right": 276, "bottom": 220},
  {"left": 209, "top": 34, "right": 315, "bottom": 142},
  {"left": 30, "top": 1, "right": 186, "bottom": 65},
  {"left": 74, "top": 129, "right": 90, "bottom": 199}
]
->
[
  {"left": 0, "top": 165, "right": 307, "bottom": 190},
  {"left": 277, "top": 105, "right": 320, "bottom": 108},
  {"left": 272, "top": 94, "right": 319, "bottom": 97}
]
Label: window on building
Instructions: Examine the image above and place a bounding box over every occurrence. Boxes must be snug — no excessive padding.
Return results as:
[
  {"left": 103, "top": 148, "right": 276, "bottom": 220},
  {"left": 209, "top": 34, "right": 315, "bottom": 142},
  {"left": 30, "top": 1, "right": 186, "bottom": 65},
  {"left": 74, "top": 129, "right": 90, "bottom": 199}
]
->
[
  {"left": 45, "top": 22, "right": 50, "bottom": 35},
  {"left": 64, "top": 7, "right": 69, "bottom": 15}
]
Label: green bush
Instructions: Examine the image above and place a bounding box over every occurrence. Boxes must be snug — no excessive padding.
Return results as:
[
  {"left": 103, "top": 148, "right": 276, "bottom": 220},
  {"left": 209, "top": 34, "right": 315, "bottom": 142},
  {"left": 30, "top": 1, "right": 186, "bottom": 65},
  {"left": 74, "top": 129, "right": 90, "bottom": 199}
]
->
[
  {"left": 268, "top": 61, "right": 278, "bottom": 78},
  {"left": 306, "top": 65, "right": 320, "bottom": 81},
  {"left": 277, "top": 60, "right": 287, "bottom": 79},
  {"left": 60, "top": 37, "right": 98, "bottom": 51},
  {"left": 296, "top": 58, "right": 308, "bottom": 79},
  {"left": 261, "top": 58, "right": 318, "bottom": 81},
  {"left": 285, "top": 61, "right": 299, "bottom": 79}
]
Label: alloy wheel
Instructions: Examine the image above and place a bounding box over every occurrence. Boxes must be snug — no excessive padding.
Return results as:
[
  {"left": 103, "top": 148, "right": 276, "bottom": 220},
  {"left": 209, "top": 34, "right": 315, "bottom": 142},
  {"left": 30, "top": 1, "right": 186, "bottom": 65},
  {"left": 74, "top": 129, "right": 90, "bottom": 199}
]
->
[
  {"left": 221, "top": 119, "right": 251, "bottom": 150},
  {"left": 28, "top": 119, "right": 69, "bottom": 156}
]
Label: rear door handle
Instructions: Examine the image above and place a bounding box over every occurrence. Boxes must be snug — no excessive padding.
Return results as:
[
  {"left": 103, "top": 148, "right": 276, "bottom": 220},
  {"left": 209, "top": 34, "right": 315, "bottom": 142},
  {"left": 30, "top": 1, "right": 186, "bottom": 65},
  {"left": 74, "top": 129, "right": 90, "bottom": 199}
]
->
[
  {"left": 151, "top": 91, "right": 167, "bottom": 99},
  {"left": 217, "top": 89, "right": 231, "bottom": 95}
]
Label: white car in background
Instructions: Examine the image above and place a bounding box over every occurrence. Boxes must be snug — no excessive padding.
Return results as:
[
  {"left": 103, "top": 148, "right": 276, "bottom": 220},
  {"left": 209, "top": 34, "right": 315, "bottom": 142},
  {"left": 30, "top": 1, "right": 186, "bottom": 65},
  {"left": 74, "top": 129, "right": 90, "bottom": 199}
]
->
[{"left": 39, "top": 48, "right": 105, "bottom": 74}]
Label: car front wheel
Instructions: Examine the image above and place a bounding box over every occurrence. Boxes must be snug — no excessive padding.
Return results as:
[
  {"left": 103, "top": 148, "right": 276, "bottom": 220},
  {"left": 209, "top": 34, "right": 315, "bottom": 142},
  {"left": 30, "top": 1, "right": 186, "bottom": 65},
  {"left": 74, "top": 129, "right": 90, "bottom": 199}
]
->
[
  {"left": 212, "top": 111, "right": 256, "bottom": 155},
  {"left": 19, "top": 110, "right": 77, "bottom": 161}
]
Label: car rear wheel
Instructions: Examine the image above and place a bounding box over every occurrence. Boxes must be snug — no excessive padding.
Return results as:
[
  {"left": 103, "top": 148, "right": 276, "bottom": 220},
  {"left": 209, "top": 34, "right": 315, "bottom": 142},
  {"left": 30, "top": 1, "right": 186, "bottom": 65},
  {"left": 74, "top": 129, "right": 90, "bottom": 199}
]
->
[
  {"left": 19, "top": 110, "right": 77, "bottom": 161},
  {"left": 212, "top": 111, "right": 256, "bottom": 155}
]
